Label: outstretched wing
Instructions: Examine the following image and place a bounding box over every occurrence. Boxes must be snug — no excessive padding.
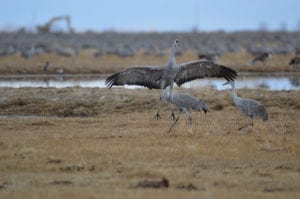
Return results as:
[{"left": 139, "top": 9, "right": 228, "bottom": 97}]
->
[
  {"left": 175, "top": 61, "right": 238, "bottom": 87},
  {"left": 105, "top": 66, "right": 164, "bottom": 89}
]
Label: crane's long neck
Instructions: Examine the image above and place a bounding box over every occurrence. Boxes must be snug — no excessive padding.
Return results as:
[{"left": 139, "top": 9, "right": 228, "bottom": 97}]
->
[
  {"left": 230, "top": 82, "right": 239, "bottom": 104},
  {"left": 167, "top": 45, "right": 177, "bottom": 67}
]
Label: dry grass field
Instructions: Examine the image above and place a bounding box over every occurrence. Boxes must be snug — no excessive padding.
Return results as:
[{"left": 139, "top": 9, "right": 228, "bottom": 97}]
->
[{"left": 0, "top": 87, "right": 299, "bottom": 198}]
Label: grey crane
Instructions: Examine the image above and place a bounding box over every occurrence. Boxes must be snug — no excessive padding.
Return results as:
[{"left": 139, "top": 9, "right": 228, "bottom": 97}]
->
[
  {"left": 251, "top": 52, "right": 272, "bottom": 64},
  {"left": 163, "top": 87, "right": 209, "bottom": 133},
  {"left": 289, "top": 57, "right": 300, "bottom": 66},
  {"left": 43, "top": 61, "right": 49, "bottom": 71},
  {"left": 223, "top": 80, "right": 268, "bottom": 130},
  {"left": 105, "top": 39, "right": 237, "bottom": 119}
]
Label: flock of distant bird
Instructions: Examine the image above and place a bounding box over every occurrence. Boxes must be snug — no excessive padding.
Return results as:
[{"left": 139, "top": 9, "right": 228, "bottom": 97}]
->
[
  {"left": 105, "top": 39, "right": 269, "bottom": 132},
  {"left": 198, "top": 51, "right": 300, "bottom": 66},
  {"left": 250, "top": 51, "right": 300, "bottom": 66}
]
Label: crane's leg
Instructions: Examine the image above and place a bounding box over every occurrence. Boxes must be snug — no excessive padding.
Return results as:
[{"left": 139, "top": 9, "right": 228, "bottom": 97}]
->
[
  {"left": 167, "top": 110, "right": 182, "bottom": 133},
  {"left": 183, "top": 109, "right": 192, "bottom": 125},
  {"left": 170, "top": 103, "right": 176, "bottom": 120},
  {"left": 167, "top": 83, "right": 176, "bottom": 120},
  {"left": 250, "top": 117, "right": 254, "bottom": 126},
  {"left": 238, "top": 124, "right": 250, "bottom": 131},
  {"left": 171, "top": 110, "right": 176, "bottom": 120},
  {"left": 155, "top": 81, "right": 173, "bottom": 120},
  {"left": 238, "top": 117, "right": 253, "bottom": 131},
  {"left": 155, "top": 86, "right": 165, "bottom": 120},
  {"left": 155, "top": 94, "right": 162, "bottom": 120},
  {"left": 188, "top": 113, "right": 192, "bottom": 125}
]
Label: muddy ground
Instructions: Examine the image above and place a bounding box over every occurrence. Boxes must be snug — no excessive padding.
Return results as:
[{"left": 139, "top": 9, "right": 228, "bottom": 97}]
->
[{"left": 0, "top": 87, "right": 299, "bottom": 198}]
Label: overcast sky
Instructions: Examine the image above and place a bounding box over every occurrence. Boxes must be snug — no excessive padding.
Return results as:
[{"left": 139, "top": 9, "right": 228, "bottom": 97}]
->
[{"left": 1, "top": 0, "right": 300, "bottom": 32}]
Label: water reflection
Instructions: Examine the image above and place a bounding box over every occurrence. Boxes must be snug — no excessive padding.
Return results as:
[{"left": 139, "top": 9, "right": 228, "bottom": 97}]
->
[
  {"left": 289, "top": 77, "right": 300, "bottom": 87},
  {"left": 0, "top": 73, "right": 299, "bottom": 91},
  {"left": 182, "top": 77, "right": 300, "bottom": 90}
]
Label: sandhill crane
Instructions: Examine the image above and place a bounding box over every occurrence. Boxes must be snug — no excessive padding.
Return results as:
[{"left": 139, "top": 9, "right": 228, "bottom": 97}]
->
[
  {"left": 105, "top": 39, "right": 237, "bottom": 119},
  {"left": 251, "top": 52, "right": 272, "bottom": 64},
  {"left": 289, "top": 57, "right": 300, "bottom": 66},
  {"left": 43, "top": 61, "right": 49, "bottom": 71},
  {"left": 163, "top": 86, "right": 209, "bottom": 133},
  {"left": 223, "top": 80, "right": 268, "bottom": 130}
]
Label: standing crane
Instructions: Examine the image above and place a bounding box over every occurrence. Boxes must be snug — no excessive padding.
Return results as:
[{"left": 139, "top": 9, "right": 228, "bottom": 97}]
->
[
  {"left": 105, "top": 39, "right": 237, "bottom": 119},
  {"left": 223, "top": 80, "right": 268, "bottom": 130},
  {"left": 250, "top": 52, "right": 272, "bottom": 65},
  {"left": 289, "top": 57, "right": 300, "bottom": 66},
  {"left": 163, "top": 86, "right": 209, "bottom": 133},
  {"left": 37, "top": 16, "right": 74, "bottom": 33}
]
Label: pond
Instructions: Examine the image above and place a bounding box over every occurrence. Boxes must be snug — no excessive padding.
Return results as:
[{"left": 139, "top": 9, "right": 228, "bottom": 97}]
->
[{"left": 0, "top": 72, "right": 299, "bottom": 91}]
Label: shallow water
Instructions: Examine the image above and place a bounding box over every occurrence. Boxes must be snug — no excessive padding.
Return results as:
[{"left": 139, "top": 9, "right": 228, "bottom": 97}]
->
[{"left": 0, "top": 73, "right": 299, "bottom": 91}]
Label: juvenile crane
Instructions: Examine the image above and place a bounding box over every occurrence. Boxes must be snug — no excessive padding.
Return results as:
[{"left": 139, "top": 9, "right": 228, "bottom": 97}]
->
[
  {"left": 223, "top": 80, "right": 268, "bottom": 130},
  {"left": 163, "top": 87, "right": 209, "bottom": 133},
  {"left": 105, "top": 39, "right": 237, "bottom": 119}
]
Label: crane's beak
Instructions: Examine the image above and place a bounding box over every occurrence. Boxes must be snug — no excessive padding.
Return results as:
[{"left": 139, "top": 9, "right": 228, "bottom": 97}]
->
[{"left": 222, "top": 81, "right": 229, "bottom": 86}]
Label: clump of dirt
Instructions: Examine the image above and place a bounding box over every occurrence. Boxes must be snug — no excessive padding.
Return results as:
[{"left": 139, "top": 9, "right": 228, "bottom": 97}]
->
[
  {"left": 176, "top": 183, "right": 198, "bottom": 191},
  {"left": 135, "top": 178, "right": 169, "bottom": 189}
]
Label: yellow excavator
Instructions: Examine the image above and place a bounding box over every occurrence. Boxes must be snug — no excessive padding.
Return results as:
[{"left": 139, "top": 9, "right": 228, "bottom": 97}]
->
[{"left": 37, "top": 16, "right": 74, "bottom": 33}]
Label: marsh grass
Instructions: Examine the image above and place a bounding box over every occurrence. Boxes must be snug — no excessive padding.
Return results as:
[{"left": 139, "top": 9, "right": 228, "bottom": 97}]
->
[
  {"left": 0, "top": 109, "right": 299, "bottom": 198},
  {"left": 0, "top": 86, "right": 299, "bottom": 198}
]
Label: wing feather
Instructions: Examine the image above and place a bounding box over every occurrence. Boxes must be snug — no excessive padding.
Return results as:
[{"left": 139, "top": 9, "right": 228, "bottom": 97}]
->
[
  {"left": 175, "top": 61, "right": 238, "bottom": 86},
  {"left": 105, "top": 66, "right": 164, "bottom": 89}
]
